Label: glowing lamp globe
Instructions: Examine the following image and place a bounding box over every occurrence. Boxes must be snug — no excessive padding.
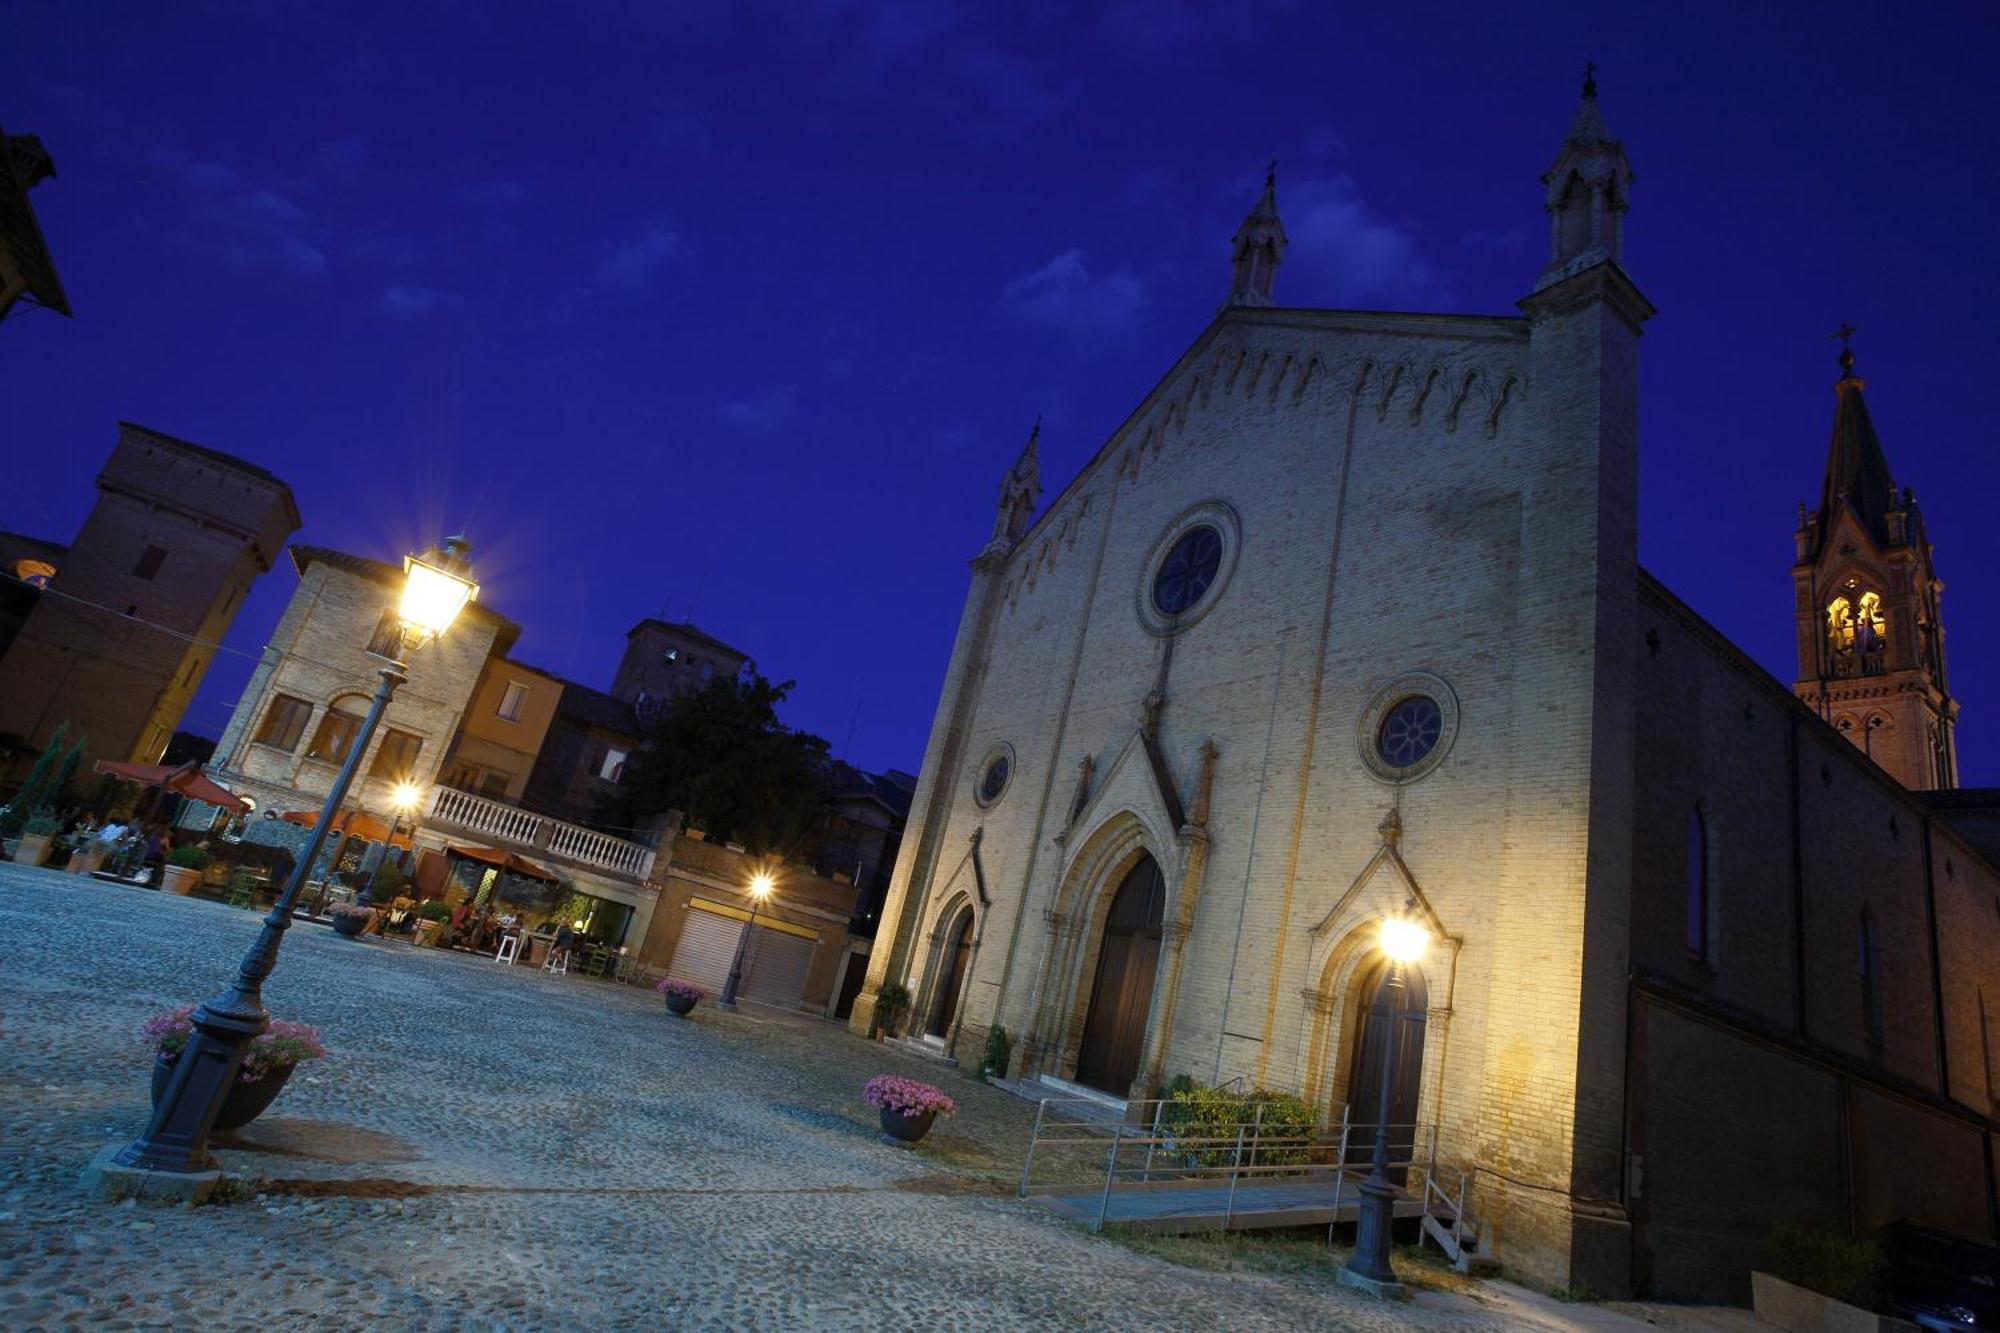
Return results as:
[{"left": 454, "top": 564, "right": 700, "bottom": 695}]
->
[
  {"left": 749, "top": 873, "right": 775, "bottom": 900},
  {"left": 391, "top": 781, "right": 424, "bottom": 813},
  {"left": 399, "top": 553, "right": 478, "bottom": 643},
  {"left": 1379, "top": 915, "right": 1430, "bottom": 966}
]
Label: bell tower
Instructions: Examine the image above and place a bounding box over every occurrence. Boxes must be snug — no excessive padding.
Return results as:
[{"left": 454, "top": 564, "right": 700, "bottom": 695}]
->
[{"left": 1791, "top": 332, "right": 1957, "bottom": 789}]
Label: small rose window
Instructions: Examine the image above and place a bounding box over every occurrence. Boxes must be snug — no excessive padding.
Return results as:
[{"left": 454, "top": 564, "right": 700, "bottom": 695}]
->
[
  {"left": 976, "top": 751, "right": 1011, "bottom": 806},
  {"left": 1377, "top": 696, "right": 1443, "bottom": 769},
  {"left": 1151, "top": 525, "right": 1224, "bottom": 617}
]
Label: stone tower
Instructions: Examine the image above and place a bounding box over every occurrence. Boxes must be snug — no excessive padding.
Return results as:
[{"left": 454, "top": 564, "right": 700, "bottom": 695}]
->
[
  {"left": 1791, "top": 341, "right": 1956, "bottom": 788},
  {"left": 0, "top": 423, "right": 298, "bottom": 783}
]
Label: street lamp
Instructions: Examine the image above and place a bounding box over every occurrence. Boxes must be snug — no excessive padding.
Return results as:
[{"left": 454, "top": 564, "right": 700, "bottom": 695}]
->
[
  {"left": 355, "top": 780, "right": 425, "bottom": 901},
  {"left": 1338, "top": 907, "right": 1431, "bottom": 1300},
  {"left": 718, "top": 871, "right": 775, "bottom": 1010},
  {"left": 106, "top": 538, "right": 477, "bottom": 1185}
]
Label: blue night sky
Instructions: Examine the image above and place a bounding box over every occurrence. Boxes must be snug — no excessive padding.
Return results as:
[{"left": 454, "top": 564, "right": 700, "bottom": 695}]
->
[{"left": 5, "top": 2, "right": 1998, "bottom": 782}]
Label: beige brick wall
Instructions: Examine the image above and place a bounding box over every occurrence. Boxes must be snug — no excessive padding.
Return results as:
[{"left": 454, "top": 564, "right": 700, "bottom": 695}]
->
[{"left": 212, "top": 556, "right": 498, "bottom": 820}]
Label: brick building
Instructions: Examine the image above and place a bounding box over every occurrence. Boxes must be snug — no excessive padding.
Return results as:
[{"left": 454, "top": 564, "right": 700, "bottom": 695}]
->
[
  {"left": 0, "top": 423, "right": 298, "bottom": 785},
  {"left": 855, "top": 80, "right": 2000, "bottom": 1300}
]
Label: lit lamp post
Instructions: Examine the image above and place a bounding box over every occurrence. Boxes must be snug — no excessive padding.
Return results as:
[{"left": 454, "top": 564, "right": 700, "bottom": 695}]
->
[
  {"left": 717, "top": 871, "right": 774, "bottom": 1010},
  {"left": 355, "top": 780, "right": 424, "bottom": 900},
  {"left": 100, "top": 540, "right": 476, "bottom": 1191},
  {"left": 1338, "top": 909, "right": 1431, "bottom": 1300}
]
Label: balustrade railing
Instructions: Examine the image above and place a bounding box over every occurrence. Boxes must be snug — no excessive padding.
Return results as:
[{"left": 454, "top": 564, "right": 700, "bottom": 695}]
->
[{"left": 424, "top": 786, "right": 655, "bottom": 882}]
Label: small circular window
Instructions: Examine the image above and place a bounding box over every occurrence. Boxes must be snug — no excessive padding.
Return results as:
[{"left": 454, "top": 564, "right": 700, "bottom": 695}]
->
[
  {"left": 1377, "top": 696, "right": 1443, "bottom": 767},
  {"left": 1357, "top": 673, "right": 1459, "bottom": 784},
  {"left": 1152, "top": 525, "right": 1223, "bottom": 617},
  {"left": 974, "top": 745, "right": 1014, "bottom": 807},
  {"left": 1136, "top": 501, "right": 1241, "bottom": 636}
]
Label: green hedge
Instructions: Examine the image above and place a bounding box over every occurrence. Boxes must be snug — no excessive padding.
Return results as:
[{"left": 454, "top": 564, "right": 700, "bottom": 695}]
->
[
  {"left": 1766, "top": 1225, "right": 1889, "bottom": 1313},
  {"left": 1157, "top": 1080, "right": 1318, "bottom": 1169}
]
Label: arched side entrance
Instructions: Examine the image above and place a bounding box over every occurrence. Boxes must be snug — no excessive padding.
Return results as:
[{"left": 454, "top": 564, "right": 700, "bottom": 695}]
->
[
  {"left": 1344, "top": 960, "right": 1429, "bottom": 1183},
  {"left": 925, "top": 903, "right": 975, "bottom": 1039},
  {"left": 1073, "top": 854, "right": 1165, "bottom": 1095}
]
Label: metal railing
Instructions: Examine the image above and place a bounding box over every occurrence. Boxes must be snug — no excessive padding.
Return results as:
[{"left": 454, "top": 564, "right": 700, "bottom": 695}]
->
[
  {"left": 1017, "top": 1095, "right": 1448, "bottom": 1234},
  {"left": 425, "top": 785, "right": 656, "bottom": 881}
]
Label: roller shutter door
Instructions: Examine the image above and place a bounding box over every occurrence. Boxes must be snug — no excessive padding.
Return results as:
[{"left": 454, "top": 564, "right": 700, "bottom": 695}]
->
[
  {"left": 742, "top": 926, "right": 816, "bottom": 1009},
  {"left": 669, "top": 905, "right": 742, "bottom": 993}
]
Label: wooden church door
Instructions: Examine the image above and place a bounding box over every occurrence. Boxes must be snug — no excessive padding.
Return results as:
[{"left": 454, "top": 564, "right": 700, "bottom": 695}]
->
[
  {"left": 1073, "top": 855, "right": 1166, "bottom": 1096},
  {"left": 1345, "top": 962, "right": 1429, "bottom": 1183}
]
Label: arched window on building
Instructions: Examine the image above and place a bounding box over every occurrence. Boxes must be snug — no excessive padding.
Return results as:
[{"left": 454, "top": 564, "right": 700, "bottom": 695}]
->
[
  {"left": 1858, "top": 906, "right": 1884, "bottom": 1047},
  {"left": 1685, "top": 806, "right": 1709, "bottom": 962}
]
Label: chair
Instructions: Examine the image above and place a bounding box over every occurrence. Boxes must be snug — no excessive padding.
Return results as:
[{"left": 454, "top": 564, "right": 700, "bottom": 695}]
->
[
  {"left": 543, "top": 946, "right": 568, "bottom": 976},
  {"left": 495, "top": 933, "right": 520, "bottom": 965}
]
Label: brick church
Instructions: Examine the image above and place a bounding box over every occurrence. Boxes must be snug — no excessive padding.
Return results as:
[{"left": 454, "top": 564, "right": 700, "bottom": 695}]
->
[{"left": 853, "top": 77, "right": 2000, "bottom": 1300}]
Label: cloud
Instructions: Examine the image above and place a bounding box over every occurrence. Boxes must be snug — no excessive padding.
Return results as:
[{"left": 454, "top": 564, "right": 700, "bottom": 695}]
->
[
  {"left": 716, "top": 385, "right": 797, "bottom": 435},
  {"left": 998, "top": 249, "right": 1148, "bottom": 337},
  {"left": 1278, "top": 174, "right": 1454, "bottom": 310},
  {"left": 595, "top": 220, "right": 687, "bottom": 289},
  {"left": 150, "top": 148, "right": 331, "bottom": 279},
  {"left": 381, "top": 285, "right": 461, "bottom": 319}
]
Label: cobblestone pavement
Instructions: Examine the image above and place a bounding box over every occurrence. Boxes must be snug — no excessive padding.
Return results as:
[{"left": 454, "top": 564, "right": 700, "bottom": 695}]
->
[{"left": 0, "top": 865, "right": 1734, "bottom": 1330}]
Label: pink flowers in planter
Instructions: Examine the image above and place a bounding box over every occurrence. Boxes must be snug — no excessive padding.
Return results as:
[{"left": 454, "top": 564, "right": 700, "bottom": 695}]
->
[
  {"left": 863, "top": 1074, "right": 956, "bottom": 1118},
  {"left": 143, "top": 1005, "right": 329, "bottom": 1084},
  {"left": 655, "top": 978, "right": 703, "bottom": 1003}
]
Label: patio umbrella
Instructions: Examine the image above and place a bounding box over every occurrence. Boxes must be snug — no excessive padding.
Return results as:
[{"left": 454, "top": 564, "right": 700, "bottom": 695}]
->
[
  {"left": 279, "top": 806, "right": 414, "bottom": 851},
  {"left": 444, "top": 843, "right": 560, "bottom": 882},
  {"left": 92, "top": 759, "right": 251, "bottom": 813}
]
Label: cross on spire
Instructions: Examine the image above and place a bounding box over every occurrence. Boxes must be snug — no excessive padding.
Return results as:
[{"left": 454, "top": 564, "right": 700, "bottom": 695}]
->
[
  {"left": 1832, "top": 321, "right": 1861, "bottom": 377},
  {"left": 1582, "top": 61, "right": 1597, "bottom": 98}
]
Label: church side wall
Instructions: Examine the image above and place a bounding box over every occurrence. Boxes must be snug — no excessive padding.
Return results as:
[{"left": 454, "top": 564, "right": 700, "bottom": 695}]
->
[{"left": 1628, "top": 577, "right": 2000, "bottom": 1300}]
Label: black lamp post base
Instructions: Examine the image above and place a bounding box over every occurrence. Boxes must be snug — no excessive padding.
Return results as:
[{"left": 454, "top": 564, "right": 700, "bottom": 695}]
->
[
  {"left": 80, "top": 1142, "right": 225, "bottom": 1205},
  {"left": 1335, "top": 1267, "right": 1411, "bottom": 1302}
]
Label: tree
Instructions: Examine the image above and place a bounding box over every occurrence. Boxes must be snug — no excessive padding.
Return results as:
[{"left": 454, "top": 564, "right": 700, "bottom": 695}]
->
[
  {"left": 0, "top": 721, "right": 69, "bottom": 839},
  {"left": 614, "top": 671, "right": 832, "bottom": 858},
  {"left": 52, "top": 734, "right": 85, "bottom": 809}
]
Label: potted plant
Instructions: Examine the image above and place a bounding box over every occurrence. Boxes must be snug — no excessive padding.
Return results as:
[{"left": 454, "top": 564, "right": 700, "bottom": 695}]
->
[
  {"left": 412, "top": 899, "right": 450, "bottom": 946},
  {"left": 863, "top": 1074, "right": 956, "bottom": 1143},
  {"left": 66, "top": 835, "right": 109, "bottom": 876},
  {"left": 656, "top": 977, "right": 702, "bottom": 1017},
  {"left": 144, "top": 1005, "right": 327, "bottom": 1132},
  {"left": 327, "top": 902, "right": 374, "bottom": 938},
  {"left": 869, "top": 982, "right": 912, "bottom": 1040},
  {"left": 162, "top": 843, "right": 210, "bottom": 895},
  {"left": 15, "top": 813, "right": 60, "bottom": 867}
]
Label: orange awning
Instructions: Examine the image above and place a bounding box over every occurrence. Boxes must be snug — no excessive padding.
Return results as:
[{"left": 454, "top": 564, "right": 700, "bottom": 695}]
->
[
  {"left": 278, "top": 807, "right": 414, "bottom": 851},
  {"left": 93, "top": 759, "right": 251, "bottom": 812},
  {"left": 445, "top": 843, "right": 561, "bottom": 883}
]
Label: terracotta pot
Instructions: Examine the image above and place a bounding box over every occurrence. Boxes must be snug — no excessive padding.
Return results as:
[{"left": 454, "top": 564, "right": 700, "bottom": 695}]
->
[
  {"left": 879, "top": 1108, "right": 936, "bottom": 1143},
  {"left": 68, "top": 848, "right": 107, "bottom": 875},
  {"left": 151, "top": 1055, "right": 298, "bottom": 1133},
  {"left": 16, "top": 834, "right": 53, "bottom": 867},
  {"left": 331, "top": 911, "right": 369, "bottom": 937},
  {"left": 162, "top": 864, "right": 201, "bottom": 895},
  {"left": 665, "top": 992, "right": 698, "bottom": 1017}
]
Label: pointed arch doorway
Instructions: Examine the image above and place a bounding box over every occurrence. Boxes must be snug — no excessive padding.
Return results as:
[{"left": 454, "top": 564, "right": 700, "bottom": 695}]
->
[
  {"left": 1344, "top": 961, "right": 1428, "bottom": 1183},
  {"left": 925, "top": 904, "right": 975, "bottom": 1039},
  {"left": 1074, "top": 854, "right": 1165, "bottom": 1096}
]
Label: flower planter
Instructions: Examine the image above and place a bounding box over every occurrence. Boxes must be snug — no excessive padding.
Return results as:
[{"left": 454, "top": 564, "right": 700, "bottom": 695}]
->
[
  {"left": 161, "top": 864, "right": 201, "bottom": 895},
  {"left": 67, "top": 847, "right": 108, "bottom": 875},
  {"left": 16, "top": 834, "right": 53, "bottom": 867},
  {"left": 665, "top": 992, "right": 698, "bottom": 1017},
  {"left": 879, "top": 1108, "right": 937, "bottom": 1143},
  {"left": 330, "top": 911, "right": 369, "bottom": 937},
  {"left": 151, "top": 1055, "right": 297, "bottom": 1133}
]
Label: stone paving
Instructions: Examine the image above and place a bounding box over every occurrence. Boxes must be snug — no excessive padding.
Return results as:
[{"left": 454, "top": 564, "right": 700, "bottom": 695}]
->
[{"left": 0, "top": 864, "right": 1751, "bottom": 1330}]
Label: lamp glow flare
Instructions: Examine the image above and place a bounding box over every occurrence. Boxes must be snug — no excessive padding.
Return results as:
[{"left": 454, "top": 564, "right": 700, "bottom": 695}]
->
[{"left": 1379, "top": 915, "right": 1430, "bottom": 966}]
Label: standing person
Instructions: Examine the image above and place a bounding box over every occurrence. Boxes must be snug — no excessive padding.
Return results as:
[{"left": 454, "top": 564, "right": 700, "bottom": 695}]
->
[{"left": 552, "top": 921, "right": 575, "bottom": 969}]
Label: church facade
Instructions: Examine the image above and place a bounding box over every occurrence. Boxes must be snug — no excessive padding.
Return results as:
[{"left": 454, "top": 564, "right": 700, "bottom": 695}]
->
[{"left": 853, "top": 81, "right": 2000, "bottom": 1300}]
